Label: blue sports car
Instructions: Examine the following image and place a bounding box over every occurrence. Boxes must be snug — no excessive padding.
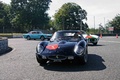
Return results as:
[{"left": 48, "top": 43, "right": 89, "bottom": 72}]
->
[
  {"left": 23, "top": 31, "right": 52, "bottom": 40},
  {"left": 36, "top": 30, "right": 88, "bottom": 65}
]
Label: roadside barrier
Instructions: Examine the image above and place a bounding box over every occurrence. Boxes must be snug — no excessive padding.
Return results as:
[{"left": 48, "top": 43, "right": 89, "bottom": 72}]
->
[{"left": 0, "top": 37, "right": 8, "bottom": 54}]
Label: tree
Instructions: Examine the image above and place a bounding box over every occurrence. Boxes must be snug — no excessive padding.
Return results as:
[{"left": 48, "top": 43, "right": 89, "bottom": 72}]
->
[
  {"left": 54, "top": 2, "right": 88, "bottom": 30},
  {"left": 0, "top": 1, "right": 11, "bottom": 33},
  {"left": 26, "top": 0, "right": 51, "bottom": 29},
  {"left": 11, "top": 0, "right": 51, "bottom": 32},
  {"left": 107, "top": 14, "right": 120, "bottom": 33},
  {"left": 0, "top": 1, "right": 5, "bottom": 32}
]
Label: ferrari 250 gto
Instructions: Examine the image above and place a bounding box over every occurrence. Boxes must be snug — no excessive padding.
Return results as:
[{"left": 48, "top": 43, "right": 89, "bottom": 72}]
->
[{"left": 36, "top": 30, "right": 88, "bottom": 65}]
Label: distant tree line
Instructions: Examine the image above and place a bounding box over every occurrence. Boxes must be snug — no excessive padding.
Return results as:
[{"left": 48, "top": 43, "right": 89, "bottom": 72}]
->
[
  {"left": 1, "top": 0, "right": 119, "bottom": 33},
  {"left": 0, "top": 0, "right": 51, "bottom": 33},
  {"left": 0, "top": 1, "right": 89, "bottom": 33}
]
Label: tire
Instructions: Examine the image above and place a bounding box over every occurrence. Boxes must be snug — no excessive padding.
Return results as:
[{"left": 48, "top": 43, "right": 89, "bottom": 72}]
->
[
  {"left": 40, "top": 36, "right": 45, "bottom": 41},
  {"left": 36, "top": 55, "right": 47, "bottom": 66},
  {"left": 47, "top": 38, "right": 50, "bottom": 41},
  {"left": 80, "top": 48, "right": 88, "bottom": 65},
  {"left": 26, "top": 36, "right": 31, "bottom": 40},
  {"left": 93, "top": 42, "right": 97, "bottom": 45}
]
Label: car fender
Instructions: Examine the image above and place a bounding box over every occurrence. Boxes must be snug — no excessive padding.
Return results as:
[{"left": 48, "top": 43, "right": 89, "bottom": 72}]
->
[
  {"left": 74, "top": 40, "right": 87, "bottom": 55},
  {"left": 40, "top": 41, "right": 49, "bottom": 48},
  {"left": 36, "top": 41, "right": 49, "bottom": 53},
  {"left": 77, "top": 40, "right": 87, "bottom": 48}
]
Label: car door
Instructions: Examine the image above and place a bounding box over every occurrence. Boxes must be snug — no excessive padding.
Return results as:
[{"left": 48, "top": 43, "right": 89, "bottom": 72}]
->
[
  {"left": 38, "top": 31, "right": 44, "bottom": 39},
  {"left": 30, "top": 31, "right": 38, "bottom": 39},
  {"left": 36, "top": 31, "right": 42, "bottom": 39}
]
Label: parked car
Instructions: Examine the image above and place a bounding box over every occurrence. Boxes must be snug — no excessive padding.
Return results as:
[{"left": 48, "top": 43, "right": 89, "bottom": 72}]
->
[
  {"left": 81, "top": 30, "right": 99, "bottom": 45},
  {"left": 23, "top": 31, "right": 52, "bottom": 40},
  {"left": 36, "top": 30, "right": 88, "bottom": 65}
]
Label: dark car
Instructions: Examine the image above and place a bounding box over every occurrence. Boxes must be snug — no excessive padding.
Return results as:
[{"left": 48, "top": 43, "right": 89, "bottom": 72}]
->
[
  {"left": 36, "top": 30, "right": 88, "bottom": 65},
  {"left": 23, "top": 31, "right": 52, "bottom": 40}
]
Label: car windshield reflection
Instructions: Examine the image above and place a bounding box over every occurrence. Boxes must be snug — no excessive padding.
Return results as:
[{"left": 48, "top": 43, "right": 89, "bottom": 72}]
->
[{"left": 51, "top": 32, "right": 81, "bottom": 42}]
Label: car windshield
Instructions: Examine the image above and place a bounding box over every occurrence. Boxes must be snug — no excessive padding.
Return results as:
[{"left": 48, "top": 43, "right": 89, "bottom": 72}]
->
[{"left": 50, "top": 31, "right": 82, "bottom": 42}]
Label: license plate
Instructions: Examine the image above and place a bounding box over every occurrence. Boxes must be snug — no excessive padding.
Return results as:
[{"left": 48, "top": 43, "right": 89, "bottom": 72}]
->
[
  {"left": 68, "top": 56, "right": 74, "bottom": 59},
  {"left": 54, "top": 59, "right": 61, "bottom": 62}
]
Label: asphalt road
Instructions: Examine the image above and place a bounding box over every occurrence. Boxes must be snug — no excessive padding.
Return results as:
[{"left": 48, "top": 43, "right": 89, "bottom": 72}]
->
[{"left": 0, "top": 37, "right": 120, "bottom": 80}]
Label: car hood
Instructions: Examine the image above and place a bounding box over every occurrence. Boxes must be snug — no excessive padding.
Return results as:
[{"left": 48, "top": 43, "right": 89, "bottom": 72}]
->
[
  {"left": 90, "top": 34, "right": 99, "bottom": 38},
  {"left": 42, "top": 40, "right": 77, "bottom": 56},
  {"left": 83, "top": 34, "right": 99, "bottom": 39},
  {"left": 48, "top": 40, "right": 77, "bottom": 49}
]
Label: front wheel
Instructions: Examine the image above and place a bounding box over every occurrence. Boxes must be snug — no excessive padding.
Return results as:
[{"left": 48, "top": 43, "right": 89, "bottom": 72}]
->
[
  {"left": 80, "top": 49, "right": 88, "bottom": 65},
  {"left": 26, "top": 36, "right": 31, "bottom": 40}
]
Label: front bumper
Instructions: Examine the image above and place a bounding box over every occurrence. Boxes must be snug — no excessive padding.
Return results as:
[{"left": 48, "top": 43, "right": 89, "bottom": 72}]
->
[{"left": 36, "top": 53, "right": 82, "bottom": 62}]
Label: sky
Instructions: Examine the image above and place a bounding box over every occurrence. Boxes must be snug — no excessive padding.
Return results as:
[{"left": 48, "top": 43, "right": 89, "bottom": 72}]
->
[{"left": 1, "top": 0, "right": 120, "bottom": 28}]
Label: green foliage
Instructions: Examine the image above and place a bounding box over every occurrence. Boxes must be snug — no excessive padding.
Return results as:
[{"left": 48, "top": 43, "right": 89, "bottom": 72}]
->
[
  {"left": 0, "top": 1, "right": 11, "bottom": 33},
  {"left": 54, "top": 2, "right": 88, "bottom": 31},
  {"left": 88, "top": 28, "right": 100, "bottom": 34},
  {"left": 11, "top": 0, "right": 51, "bottom": 32},
  {"left": 0, "top": 2, "right": 4, "bottom": 26},
  {"left": 108, "top": 14, "right": 120, "bottom": 29},
  {"left": 0, "top": 1, "right": 89, "bottom": 33},
  {"left": 106, "top": 14, "right": 120, "bottom": 33}
]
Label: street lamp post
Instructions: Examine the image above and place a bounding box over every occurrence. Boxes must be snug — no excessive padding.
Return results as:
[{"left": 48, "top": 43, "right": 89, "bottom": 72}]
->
[{"left": 94, "top": 16, "right": 95, "bottom": 33}]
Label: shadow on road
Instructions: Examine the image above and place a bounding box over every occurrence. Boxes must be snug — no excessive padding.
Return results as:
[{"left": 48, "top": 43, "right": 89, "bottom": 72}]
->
[
  {"left": 42, "top": 54, "right": 106, "bottom": 72},
  {"left": 88, "top": 44, "right": 105, "bottom": 47},
  {"left": 0, "top": 47, "right": 13, "bottom": 56}
]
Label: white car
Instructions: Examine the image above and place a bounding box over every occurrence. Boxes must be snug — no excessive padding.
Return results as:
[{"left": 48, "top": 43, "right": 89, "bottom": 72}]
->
[{"left": 81, "top": 30, "right": 99, "bottom": 45}]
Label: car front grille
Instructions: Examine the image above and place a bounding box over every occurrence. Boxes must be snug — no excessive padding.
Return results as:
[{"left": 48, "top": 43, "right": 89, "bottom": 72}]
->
[{"left": 48, "top": 55, "right": 67, "bottom": 60}]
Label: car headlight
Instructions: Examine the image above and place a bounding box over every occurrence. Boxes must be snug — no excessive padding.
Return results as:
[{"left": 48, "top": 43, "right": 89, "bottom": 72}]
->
[
  {"left": 74, "top": 45, "right": 85, "bottom": 55},
  {"left": 36, "top": 44, "right": 44, "bottom": 53}
]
